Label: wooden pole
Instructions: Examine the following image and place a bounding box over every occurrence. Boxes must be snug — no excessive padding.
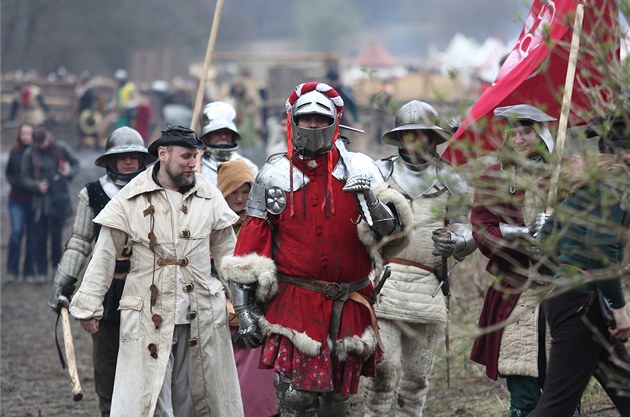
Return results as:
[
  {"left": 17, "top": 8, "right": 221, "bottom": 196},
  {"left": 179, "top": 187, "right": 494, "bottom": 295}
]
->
[
  {"left": 193, "top": 0, "right": 225, "bottom": 172},
  {"left": 546, "top": 2, "right": 585, "bottom": 210},
  {"left": 60, "top": 307, "right": 83, "bottom": 401}
]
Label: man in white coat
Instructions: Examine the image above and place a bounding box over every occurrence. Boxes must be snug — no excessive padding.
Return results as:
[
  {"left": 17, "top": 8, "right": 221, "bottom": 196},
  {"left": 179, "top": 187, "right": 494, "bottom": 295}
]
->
[{"left": 69, "top": 125, "right": 244, "bottom": 417}]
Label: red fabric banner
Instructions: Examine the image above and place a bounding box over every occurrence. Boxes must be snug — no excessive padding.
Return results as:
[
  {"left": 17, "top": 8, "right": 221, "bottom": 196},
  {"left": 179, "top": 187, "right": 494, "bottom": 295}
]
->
[{"left": 444, "top": 0, "right": 618, "bottom": 164}]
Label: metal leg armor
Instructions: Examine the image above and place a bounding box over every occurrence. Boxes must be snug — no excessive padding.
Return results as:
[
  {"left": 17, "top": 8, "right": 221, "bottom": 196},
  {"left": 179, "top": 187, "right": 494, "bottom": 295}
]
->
[
  {"left": 318, "top": 392, "right": 351, "bottom": 417},
  {"left": 275, "top": 375, "right": 318, "bottom": 417}
]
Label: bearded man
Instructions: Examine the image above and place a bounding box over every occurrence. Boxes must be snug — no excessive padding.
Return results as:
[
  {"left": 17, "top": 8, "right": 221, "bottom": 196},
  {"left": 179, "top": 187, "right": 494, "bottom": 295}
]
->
[{"left": 69, "top": 126, "right": 244, "bottom": 417}]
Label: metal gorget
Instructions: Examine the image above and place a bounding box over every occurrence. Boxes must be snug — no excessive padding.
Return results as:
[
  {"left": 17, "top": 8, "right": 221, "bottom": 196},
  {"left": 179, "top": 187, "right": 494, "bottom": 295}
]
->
[{"left": 99, "top": 175, "right": 123, "bottom": 200}]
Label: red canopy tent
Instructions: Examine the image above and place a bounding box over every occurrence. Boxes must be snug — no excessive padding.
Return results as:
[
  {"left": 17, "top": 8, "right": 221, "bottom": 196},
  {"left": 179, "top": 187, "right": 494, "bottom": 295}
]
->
[{"left": 352, "top": 42, "right": 403, "bottom": 68}]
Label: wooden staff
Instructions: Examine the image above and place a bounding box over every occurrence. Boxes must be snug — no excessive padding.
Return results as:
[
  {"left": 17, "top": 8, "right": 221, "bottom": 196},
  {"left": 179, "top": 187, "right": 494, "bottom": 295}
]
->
[
  {"left": 193, "top": 0, "right": 225, "bottom": 172},
  {"left": 546, "top": 2, "right": 585, "bottom": 210},
  {"left": 60, "top": 307, "right": 83, "bottom": 401}
]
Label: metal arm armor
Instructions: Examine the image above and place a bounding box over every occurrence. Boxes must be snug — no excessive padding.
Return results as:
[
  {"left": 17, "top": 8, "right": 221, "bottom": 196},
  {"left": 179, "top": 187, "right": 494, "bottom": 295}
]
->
[
  {"left": 441, "top": 163, "right": 475, "bottom": 260},
  {"left": 228, "top": 281, "right": 263, "bottom": 348},
  {"left": 499, "top": 213, "right": 550, "bottom": 241},
  {"left": 245, "top": 154, "right": 304, "bottom": 219},
  {"left": 245, "top": 182, "right": 268, "bottom": 220},
  {"left": 364, "top": 188, "right": 399, "bottom": 237},
  {"left": 449, "top": 222, "right": 476, "bottom": 261}
]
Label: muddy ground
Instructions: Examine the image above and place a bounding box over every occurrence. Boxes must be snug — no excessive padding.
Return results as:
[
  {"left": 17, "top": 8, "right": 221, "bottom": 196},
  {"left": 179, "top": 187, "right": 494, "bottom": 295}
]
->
[{"left": 0, "top": 147, "right": 625, "bottom": 416}]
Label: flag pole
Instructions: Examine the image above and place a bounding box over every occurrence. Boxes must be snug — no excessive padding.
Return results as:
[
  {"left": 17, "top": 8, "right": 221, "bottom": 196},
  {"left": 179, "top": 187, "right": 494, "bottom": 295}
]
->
[
  {"left": 546, "top": 1, "right": 585, "bottom": 210},
  {"left": 193, "top": 0, "right": 225, "bottom": 172}
]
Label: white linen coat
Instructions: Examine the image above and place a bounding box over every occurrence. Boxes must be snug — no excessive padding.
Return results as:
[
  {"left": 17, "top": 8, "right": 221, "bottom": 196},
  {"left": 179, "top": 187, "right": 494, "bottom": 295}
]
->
[{"left": 70, "top": 166, "right": 244, "bottom": 417}]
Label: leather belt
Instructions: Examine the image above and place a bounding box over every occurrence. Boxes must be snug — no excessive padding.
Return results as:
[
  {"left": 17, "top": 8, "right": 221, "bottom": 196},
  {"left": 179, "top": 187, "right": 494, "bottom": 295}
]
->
[
  {"left": 276, "top": 274, "right": 384, "bottom": 352},
  {"left": 157, "top": 257, "right": 189, "bottom": 266},
  {"left": 277, "top": 274, "right": 370, "bottom": 301},
  {"left": 385, "top": 257, "right": 436, "bottom": 275}
]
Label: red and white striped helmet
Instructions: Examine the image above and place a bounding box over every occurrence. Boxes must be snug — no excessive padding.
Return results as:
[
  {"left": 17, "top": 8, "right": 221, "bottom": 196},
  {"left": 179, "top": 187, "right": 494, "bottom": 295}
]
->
[{"left": 286, "top": 82, "right": 344, "bottom": 156}]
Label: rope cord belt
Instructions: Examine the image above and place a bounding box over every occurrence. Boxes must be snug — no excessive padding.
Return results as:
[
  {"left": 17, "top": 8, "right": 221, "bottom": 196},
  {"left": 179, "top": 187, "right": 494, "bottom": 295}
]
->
[{"left": 276, "top": 273, "right": 384, "bottom": 352}]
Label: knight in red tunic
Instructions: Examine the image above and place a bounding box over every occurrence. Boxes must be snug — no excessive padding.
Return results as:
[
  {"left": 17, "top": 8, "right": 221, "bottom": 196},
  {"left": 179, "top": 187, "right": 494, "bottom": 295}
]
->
[{"left": 221, "top": 82, "right": 412, "bottom": 416}]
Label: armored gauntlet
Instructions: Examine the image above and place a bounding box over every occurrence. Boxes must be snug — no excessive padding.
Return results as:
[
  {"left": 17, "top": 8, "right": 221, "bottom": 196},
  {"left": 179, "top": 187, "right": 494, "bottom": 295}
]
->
[
  {"left": 48, "top": 267, "right": 78, "bottom": 313},
  {"left": 500, "top": 212, "right": 551, "bottom": 241},
  {"left": 229, "top": 281, "right": 263, "bottom": 348},
  {"left": 343, "top": 174, "right": 399, "bottom": 237},
  {"left": 432, "top": 223, "right": 476, "bottom": 261}
]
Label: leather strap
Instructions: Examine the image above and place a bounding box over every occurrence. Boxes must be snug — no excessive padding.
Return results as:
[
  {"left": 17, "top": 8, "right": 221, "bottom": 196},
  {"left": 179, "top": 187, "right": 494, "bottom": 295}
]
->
[
  {"left": 157, "top": 257, "right": 189, "bottom": 266},
  {"left": 385, "top": 257, "right": 436, "bottom": 275},
  {"left": 348, "top": 292, "right": 384, "bottom": 352}
]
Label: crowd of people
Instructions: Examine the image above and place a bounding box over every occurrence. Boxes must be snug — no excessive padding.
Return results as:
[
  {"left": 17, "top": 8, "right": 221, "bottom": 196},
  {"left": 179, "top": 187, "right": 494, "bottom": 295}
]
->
[
  {"left": 3, "top": 68, "right": 629, "bottom": 417},
  {"left": 6, "top": 123, "right": 80, "bottom": 283}
]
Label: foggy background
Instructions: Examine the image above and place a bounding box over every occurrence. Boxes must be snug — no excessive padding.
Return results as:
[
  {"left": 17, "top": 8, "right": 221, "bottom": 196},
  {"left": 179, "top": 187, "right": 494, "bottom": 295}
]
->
[{"left": 1, "top": 0, "right": 526, "bottom": 79}]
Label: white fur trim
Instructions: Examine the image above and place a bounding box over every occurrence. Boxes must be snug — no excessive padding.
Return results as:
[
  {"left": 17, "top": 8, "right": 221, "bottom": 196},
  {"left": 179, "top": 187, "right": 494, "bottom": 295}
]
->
[
  {"left": 258, "top": 319, "right": 377, "bottom": 360},
  {"left": 220, "top": 254, "right": 278, "bottom": 302},
  {"left": 259, "top": 317, "right": 321, "bottom": 357},
  {"left": 334, "top": 326, "right": 377, "bottom": 361}
]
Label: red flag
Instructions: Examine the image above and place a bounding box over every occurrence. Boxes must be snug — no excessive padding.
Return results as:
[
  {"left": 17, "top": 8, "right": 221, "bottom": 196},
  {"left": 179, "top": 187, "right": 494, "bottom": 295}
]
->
[{"left": 444, "top": 0, "right": 618, "bottom": 164}]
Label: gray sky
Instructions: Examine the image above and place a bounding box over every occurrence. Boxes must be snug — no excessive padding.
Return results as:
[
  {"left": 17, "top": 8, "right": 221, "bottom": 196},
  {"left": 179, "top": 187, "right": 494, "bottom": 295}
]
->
[{"left": 219, "top": 0, "right": 528, "bottom": 61}]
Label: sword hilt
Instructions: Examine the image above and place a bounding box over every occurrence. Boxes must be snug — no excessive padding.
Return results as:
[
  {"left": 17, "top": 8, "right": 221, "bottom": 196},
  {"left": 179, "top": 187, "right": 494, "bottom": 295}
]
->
[{"left": 374, "top": 266, "right": 391, "bottom": 295}]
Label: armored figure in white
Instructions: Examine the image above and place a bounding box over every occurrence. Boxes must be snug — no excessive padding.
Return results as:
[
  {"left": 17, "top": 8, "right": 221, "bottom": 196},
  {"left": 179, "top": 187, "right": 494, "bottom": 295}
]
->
[
  {"left": 47, "top": 127, "right": 150, "bottom": 417},
  {"left": 362, "top": 101, "right": 476, "bottom": 417},
  {"left": 199, "top": 101, "right": 258, "bottom": 184}
]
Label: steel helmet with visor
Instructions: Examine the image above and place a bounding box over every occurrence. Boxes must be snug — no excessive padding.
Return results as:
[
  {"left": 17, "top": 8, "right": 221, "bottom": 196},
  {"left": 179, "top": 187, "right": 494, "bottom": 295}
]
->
[{"left": 289, "top": 90, "right": 340, "bottom": 156}]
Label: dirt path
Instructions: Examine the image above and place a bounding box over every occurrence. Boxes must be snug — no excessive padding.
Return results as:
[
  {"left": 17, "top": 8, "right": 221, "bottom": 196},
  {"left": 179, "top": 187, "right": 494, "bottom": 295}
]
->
[{"left": 1, "top": 148, "right": 102, "bottom": 416}]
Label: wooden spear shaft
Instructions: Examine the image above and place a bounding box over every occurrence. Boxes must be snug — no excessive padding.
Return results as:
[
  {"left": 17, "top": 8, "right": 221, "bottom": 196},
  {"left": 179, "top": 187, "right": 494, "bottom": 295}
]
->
[
  {"left": 546, "top": 2, "right": 585, "bottom": 210},
  {"left": 193, "top": 0, "right": 225, "bottom": 172},
  {"left": 60, "top": 307, "right": 83, "bottom": 401}
]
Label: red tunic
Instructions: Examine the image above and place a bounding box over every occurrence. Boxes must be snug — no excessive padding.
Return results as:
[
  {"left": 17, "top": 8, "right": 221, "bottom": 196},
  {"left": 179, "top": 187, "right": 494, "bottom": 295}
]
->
[
  {"left": 234, "top": 148, "right": 380, "bottom": 395},
  {"left": 132, "top": 102, "right": 153, "bottom": 143},
  {"left": 469, "top": 163, "right": 530, "bottom": 380}
]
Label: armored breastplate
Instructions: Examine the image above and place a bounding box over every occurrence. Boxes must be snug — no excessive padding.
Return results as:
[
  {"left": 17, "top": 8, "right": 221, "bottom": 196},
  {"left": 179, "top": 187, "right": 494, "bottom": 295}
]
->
[{"left": 391, "top": 157, "right": 445, "bottom": 199}]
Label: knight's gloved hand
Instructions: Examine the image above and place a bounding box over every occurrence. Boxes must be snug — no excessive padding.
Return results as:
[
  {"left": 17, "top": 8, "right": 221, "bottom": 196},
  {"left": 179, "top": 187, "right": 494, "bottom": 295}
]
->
[
  {"left": 500, "top": 213, "right": 551, "bottom": 242},
  {"left": 234, "top": 307, "right": 263, "bottom": 348},
  {"left": 528, "top": 212, "right": 551, "bottom": 238},
  {"left": 343, "top": 173, "right": 383, "bottom": 215},
  {"left": 48, "top": 268, "right": 77, "bottom": 313},
  {"left": 343, "top": 174, "right": 372, "bottom": 196},
  {"left": 526, "top": 244, "right": 546, "bottom": 262},
  {"left": 431, "top": 227, "right": 456, "bottom": 256}
]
